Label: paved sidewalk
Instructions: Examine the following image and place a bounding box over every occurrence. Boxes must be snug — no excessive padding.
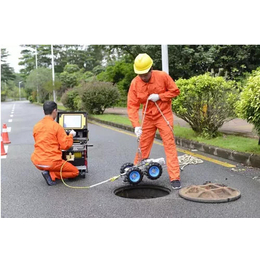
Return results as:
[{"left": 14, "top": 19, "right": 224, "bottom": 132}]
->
[{"left": 105, "top": 107, "right": 258, "bottom": 139}]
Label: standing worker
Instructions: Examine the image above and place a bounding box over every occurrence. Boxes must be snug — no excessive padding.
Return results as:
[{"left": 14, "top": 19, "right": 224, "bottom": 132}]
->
[
  {"left": 127, "top": 53, "right": 181, "bottom": 189},
  {"left": 31, "top": 101, "right": 79, "bottom": 186}
]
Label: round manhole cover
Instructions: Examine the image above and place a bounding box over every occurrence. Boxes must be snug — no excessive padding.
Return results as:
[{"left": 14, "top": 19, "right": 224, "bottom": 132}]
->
[
  {"left": 114, "top": 185, "right": 171, "bottom": 199},
  {"left": 179, "top": 183, "right": 241, "bottom": 203}
]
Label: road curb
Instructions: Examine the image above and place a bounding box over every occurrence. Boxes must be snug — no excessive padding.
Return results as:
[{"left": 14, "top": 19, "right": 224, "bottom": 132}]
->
[{"left": 88, "top": 116, "right": 260, "bottom": 168}]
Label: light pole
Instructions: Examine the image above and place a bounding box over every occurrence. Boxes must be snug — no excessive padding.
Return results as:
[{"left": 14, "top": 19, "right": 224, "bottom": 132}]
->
[
  {"left": 51, "top": 44, "right": 56, "bottom": 102},
  {"left": 35, "top": 46, "right": 39, "bottom": 103},
  {"left": 19, "top": 81, "right": 23, "bottom": 100},
  {"left": 161, "top": 45, "right": 169, "bottom": 74}
]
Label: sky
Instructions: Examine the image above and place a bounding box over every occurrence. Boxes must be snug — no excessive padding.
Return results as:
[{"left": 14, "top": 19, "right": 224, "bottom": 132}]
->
[{"left": 2, "top": 45, "right": 25, "bottom": 73}]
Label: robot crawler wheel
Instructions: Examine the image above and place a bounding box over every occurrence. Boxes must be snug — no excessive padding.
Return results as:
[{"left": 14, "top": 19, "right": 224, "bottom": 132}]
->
[
  {"left": 145, "top": 162, "right": 163, "bottom": 180},
  {"left": 79, "top": 171, "right": 86, "bottom": 178},
  {"left": 120, "top": 162, "right": 134, "bottom": 174},
  {"left": 126, "top": 166, "right": 143, "bottom": 185}
]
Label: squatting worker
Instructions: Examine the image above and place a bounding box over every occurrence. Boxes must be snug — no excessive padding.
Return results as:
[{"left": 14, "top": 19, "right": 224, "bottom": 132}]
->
[
  {"left": 31, "top": 101, "right": 79, "bottom": 186},
  {"left": 127, "top": 53, "right": 181, "bottom": 189}
]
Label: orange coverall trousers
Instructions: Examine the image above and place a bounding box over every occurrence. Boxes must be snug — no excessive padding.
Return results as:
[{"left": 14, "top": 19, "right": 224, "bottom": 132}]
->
[
  {"left": 34, "top": 160, "right": 79, "bottom": 181},
  {"left": 134, "top": 113, "right": 180, "bottom": 181}
]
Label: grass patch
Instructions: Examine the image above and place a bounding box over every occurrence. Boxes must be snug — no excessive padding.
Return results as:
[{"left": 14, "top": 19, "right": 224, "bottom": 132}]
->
[
  {"left": 57, "top": 105, "right": 68, "bottom": 111},
  {"left": 195, "top": 135, "right": 260, "bottom": 155},
  {"left": 90, "top": 113, "right": 260, "bottom": 155},
  {"left": 90, "top": 114, "right": 132, "bottom": 126}
]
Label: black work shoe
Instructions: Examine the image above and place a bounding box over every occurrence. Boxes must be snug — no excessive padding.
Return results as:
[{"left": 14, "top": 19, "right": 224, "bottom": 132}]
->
[
  {"left": 42, "top": 171, "right": 56, "bottom": 186},
  {"left": 171, "top": 180, "right": 181, "bottom": 190}
]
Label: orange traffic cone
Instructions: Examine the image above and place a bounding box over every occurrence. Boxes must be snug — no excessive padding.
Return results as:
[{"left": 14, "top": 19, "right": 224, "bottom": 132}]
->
[
  {"left": 1, "top": 136, "right": 7, "bottom": 156},
  {"left": 2, "top": 123, "right": 11, "bottom": 144}
]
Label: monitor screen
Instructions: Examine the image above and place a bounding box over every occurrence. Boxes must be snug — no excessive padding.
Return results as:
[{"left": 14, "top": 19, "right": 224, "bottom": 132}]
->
[{"left": 63, "top": 115, "right": 82, "bottom": 128}]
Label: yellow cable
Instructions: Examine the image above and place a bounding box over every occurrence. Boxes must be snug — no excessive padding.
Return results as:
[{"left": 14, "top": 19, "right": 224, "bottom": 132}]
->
[
  {"left": 60, "top": 160, "right": 121, "bottom": 189},
  {"left": 60, "top": 160, "right": 90, "bottom": 189}
]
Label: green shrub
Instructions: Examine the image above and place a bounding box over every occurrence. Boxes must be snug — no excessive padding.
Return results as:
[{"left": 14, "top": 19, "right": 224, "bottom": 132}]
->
[
  {"left": 61, "top": 88, "right": 80, "bottom": 110},
  {"left": 78, "top": 81, "right": 120, "bottom": 114},
  {"left": 173, "top": 73, "right": 239, "bottom": 138},
  {"left": 28, "top": 96, "right": 33, "bottom": 103},
  {"left": 236, "top": 68, "right": 260, "bottom": 136}
]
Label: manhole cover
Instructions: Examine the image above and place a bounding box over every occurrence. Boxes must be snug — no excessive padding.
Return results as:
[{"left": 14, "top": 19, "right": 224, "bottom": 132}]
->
[
  {"left": 114, "top": 185, "right": 171, "bottom": 199},
  {"left": 179, "top": 183, "right": 241, "bottom": 203}
]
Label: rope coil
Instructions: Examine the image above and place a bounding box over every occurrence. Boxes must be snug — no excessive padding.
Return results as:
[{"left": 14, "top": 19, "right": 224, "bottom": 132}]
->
[{"left": 178, "top": 154, "right": 203, "bottom": 170}]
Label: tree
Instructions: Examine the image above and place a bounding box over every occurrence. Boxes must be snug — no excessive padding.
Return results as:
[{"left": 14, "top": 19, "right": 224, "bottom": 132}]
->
[
  {"left": 172, "top": 73, "right": 239, "bottom": 138},
  {"left": 211, "top": 45, "right": 260, "bottom": 80},
  {"left": 19, "top": 45, "right": 58, "bottom": 76},
  {"left": 58, "top": 64, "right": 96, "bottom": 95},
  {"left": 96, "top": 59, "right": 135, "bottom": 105},
  {"left": 19, "top": 45, "right": 37, "bottom": 77},
  {"left": 25, "top": 68, "right": 52, "bottom": 103},
  {"left": 1, "top": 81, "right": 21, "bottom": 101},
  {"left": 60, "top": 64, "right": 80, "bottom": 90},
  {"left": 1, "top": 49, "right": 15, "bottom": 82},
  {"left": 19, "top": 45, "right": 106, "bottom": 78},
  {"left": 104, "top": 45, "right": 260, "bottom": 82}
]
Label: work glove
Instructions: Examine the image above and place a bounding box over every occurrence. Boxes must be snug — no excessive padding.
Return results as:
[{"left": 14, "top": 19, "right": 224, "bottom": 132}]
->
[
  {"left": 148, "top": 94, "right": 160, "bottom": 102},
  {"left": 134, "top": 127, "right": 142, "bottom": 138},
  {"left": 69, "top": 130, "right": 76, "bottom": 137}
]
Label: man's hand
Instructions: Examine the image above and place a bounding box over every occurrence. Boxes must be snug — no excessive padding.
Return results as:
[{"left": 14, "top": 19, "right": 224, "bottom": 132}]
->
[
  {"left": 134, "top": 127, "right": 142, "bottom": 138},
  {"left": 69, "top": 130, "right": 76, "bottom": 137},
  {"left": 148, "top": 94, "right": 160, "bottom": 102}
]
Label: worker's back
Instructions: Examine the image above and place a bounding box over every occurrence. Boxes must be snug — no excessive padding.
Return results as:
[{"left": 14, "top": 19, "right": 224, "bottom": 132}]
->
[{"left": 31, "top": 116, "right": 73, "bottom": 165}]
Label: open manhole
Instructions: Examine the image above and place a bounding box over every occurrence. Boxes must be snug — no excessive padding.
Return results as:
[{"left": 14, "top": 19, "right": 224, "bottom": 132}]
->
[
  {"left": 179, "top": 183, "right": 241, "bottom": 203},
  {"left": 114, "top": 185, "right": 171, "bottom": 199}
]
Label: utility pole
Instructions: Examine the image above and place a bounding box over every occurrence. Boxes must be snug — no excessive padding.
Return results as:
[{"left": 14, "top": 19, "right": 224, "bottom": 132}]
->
[
  {"left": 35, "top": 46, "right": 39, "bottom": 103},
  {"left": 19, "top": 81, "right": 23, "bottom": 100},
  {"left": 35, "top": 46, "right": 38, "bottom": 68},
  {"left": 51, "top": 44, "right": 56, "bottom": 102},
  {"left": 161, "top": 45, "right": 169, "bottom": 74}
]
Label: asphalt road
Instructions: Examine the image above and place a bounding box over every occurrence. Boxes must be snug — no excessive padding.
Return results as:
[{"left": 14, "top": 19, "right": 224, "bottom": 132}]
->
[{"left": 2, "top": 101, "right": 260, "bottom": 218}]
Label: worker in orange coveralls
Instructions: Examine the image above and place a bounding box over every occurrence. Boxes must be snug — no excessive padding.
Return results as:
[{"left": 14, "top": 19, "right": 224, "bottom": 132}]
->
[
  {"left": 127, "top": 53, "right": 181, "bottom": 189},
  {"left": 31, "top": 101, "right": 79, "bottom": 186}
]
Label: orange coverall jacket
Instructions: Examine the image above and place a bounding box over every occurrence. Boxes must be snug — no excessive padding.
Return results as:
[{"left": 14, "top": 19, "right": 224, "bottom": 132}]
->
[
  {"left": 127, "top": 70, "right": 180, "bottom": 126},
  {"left": 31, "top": 116, "right": 73, "bottom": 166},
  {"left": 127, "top": 70, "right": 181, "bottom": 181}
]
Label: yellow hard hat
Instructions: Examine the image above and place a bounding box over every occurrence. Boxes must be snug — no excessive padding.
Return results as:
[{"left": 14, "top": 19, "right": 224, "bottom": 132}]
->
[{"left": 134, "top": 53, "right": 153, "bottom": 74}]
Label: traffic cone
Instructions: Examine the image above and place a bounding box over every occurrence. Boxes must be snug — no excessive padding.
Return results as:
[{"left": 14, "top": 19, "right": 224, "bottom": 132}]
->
[
  {"left": 1, "top": 136, "right": 7, "bottom": 156},
  {"left": 2, "top": 123, "right": 11, "bottom": 144}
]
